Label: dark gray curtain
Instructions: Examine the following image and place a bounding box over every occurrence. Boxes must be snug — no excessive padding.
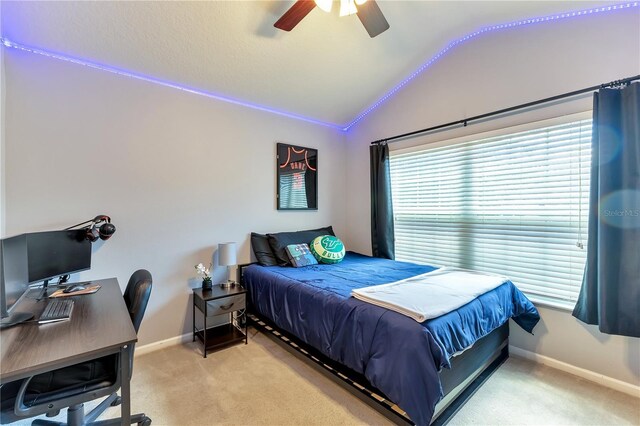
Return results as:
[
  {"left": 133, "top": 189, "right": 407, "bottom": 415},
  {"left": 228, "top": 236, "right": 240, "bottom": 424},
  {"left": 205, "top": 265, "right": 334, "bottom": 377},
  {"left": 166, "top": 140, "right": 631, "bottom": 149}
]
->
[
  {"left": 572, "top": 83, "right": 640, "bottom": 337},
  {"left": 370, "top": 143, "right": 395, "bottom": 259}
]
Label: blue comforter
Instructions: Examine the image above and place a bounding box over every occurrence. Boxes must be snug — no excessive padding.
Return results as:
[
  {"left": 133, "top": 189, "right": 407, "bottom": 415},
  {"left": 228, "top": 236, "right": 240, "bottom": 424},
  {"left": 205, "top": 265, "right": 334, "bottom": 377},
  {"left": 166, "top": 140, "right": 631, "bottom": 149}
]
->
[{"left": 244, "top": 252, "right": 539, "bottom": 425}]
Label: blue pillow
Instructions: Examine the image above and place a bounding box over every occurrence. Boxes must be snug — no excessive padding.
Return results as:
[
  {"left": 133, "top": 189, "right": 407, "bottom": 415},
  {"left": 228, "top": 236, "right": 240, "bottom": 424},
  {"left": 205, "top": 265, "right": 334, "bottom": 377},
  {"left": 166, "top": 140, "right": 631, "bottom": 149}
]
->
[{"left": 286, "top": 244, "right": 318, "bottom": 267}]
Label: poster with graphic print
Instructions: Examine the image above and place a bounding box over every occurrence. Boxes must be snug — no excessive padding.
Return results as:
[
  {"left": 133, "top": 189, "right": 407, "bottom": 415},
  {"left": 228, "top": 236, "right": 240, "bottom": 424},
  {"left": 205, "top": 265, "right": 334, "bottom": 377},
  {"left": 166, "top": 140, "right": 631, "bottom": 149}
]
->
[{"left": 277, "top": 143, "right": 317, "bottom": 210}]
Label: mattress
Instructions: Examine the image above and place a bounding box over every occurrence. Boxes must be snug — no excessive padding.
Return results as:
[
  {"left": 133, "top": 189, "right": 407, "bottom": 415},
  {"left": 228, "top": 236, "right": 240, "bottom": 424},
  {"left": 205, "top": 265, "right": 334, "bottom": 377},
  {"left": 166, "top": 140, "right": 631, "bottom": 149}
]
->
[{"left": 243, "top": 252, "right": 539, "bottom": 425}]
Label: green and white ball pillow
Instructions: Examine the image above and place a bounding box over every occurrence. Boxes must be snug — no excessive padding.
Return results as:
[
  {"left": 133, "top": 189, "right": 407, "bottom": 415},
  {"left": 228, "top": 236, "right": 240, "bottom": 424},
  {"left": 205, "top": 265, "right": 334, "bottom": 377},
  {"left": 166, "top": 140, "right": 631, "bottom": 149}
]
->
[{"left": 310, "top": 235, "right": 345, "bottom": 264}]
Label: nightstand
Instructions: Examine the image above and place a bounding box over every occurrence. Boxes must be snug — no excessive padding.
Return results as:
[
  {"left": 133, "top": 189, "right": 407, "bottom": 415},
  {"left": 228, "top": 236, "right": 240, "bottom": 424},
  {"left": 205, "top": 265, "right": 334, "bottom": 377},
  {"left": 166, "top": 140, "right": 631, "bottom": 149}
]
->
[{"left": 192, "top": 284, "right": 247, "bottom": 358}]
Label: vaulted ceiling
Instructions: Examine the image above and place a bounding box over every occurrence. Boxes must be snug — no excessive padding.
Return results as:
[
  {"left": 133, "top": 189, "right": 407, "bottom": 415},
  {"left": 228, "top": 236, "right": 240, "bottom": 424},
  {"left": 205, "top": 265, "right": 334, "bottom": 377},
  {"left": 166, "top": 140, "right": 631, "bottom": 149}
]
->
[{"left": 0, "top": 1, "right": 626, "bottom": 128}]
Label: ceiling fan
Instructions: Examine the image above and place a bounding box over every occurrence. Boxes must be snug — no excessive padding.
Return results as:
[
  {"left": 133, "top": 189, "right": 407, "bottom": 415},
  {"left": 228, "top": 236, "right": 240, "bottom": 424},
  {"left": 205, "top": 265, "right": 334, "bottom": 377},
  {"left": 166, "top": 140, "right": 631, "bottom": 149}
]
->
[{"left": 274, "top": 0, "right": 390, "bottom": 38}]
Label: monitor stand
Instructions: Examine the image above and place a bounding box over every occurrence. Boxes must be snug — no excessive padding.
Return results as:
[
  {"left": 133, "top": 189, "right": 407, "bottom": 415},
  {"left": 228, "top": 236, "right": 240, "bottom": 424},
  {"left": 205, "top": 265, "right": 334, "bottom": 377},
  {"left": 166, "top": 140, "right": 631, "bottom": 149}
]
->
[
  {"left": 35, "top": 279, "right": 50, "bottom": 301},
  {"left": 0, "top": 312, "right": 34, "bottom": 329}
]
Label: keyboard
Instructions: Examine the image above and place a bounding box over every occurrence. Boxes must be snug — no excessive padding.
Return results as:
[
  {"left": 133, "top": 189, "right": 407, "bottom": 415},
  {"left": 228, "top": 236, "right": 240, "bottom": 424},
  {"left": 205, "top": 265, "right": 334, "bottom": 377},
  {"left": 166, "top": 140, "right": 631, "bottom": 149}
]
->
[{"left": 39, "top": 299, "right": 74, "bottom": 324}]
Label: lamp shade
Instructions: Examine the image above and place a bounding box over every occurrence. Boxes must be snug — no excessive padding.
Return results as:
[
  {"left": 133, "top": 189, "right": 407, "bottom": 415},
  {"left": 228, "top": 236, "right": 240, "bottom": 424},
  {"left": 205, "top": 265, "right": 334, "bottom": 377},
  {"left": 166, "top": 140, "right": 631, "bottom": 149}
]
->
[{"left": 218, "top": 242, "right": 237, "bottom": 266}]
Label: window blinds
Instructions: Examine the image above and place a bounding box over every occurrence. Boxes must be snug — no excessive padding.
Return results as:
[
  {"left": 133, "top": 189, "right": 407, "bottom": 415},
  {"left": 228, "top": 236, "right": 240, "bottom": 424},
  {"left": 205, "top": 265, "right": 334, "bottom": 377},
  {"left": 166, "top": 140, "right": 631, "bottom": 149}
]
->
[{"left": 389, "top": 119, "right": 592, "bottom": 306}]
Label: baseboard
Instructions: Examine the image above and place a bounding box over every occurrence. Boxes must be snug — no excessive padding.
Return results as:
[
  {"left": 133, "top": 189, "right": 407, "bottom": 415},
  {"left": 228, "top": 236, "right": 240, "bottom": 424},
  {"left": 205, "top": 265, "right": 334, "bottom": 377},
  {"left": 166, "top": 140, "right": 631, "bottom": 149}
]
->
[
  {"left": 509, "top": 345, "right": 640, "bottom": 398},
  {"left": 135, "top": 332, "right": 191, "bottom": 357}
]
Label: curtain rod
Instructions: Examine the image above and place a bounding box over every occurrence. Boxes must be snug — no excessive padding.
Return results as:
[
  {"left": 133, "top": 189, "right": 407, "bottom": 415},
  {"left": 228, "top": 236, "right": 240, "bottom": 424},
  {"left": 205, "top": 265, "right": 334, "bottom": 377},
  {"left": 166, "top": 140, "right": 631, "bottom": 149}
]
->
[{"left": 371, "top": 75, "right": 640, "bottom": 145}]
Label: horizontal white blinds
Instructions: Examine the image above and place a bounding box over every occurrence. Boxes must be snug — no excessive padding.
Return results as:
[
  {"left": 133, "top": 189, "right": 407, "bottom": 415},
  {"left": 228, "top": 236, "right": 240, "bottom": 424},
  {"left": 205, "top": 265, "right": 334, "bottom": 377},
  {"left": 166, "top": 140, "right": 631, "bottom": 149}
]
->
[{"left": 389, "top": 119, "right": 592, "bottom": 304}]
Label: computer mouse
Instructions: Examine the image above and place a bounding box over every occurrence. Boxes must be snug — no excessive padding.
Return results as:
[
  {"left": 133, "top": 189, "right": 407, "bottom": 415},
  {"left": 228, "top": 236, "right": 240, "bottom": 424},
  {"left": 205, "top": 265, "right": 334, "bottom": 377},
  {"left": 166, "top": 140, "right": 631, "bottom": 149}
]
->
[{"left": 63, "top": 285, "right": 86, "bottom": 294}]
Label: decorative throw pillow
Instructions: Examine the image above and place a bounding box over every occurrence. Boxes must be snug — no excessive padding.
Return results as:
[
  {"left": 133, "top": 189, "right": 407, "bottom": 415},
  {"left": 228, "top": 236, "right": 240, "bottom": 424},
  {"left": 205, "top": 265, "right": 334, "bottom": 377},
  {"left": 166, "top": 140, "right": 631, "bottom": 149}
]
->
[
  {"left": 267, "top": 226, "right": 335, "bottom": 266},
  {"left": 310, "top": 235, "right": 345, "bottom": 264},
  {"left": 250, "top": 233, "right": 280, "bottom": 266},
  {"left": 285, "top": 244, "right": 319, "bottom": 267}
]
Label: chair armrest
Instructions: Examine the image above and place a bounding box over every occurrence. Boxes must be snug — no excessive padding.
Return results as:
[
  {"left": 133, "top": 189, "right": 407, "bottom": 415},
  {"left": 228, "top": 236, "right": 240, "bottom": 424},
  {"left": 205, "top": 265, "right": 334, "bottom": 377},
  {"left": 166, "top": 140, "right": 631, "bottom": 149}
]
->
[
  {"left": 13, "top": 356, "right": 122, "bottom": 419},
  {"left": 14, "top": 375, "right": 34, "bottom": 416}
]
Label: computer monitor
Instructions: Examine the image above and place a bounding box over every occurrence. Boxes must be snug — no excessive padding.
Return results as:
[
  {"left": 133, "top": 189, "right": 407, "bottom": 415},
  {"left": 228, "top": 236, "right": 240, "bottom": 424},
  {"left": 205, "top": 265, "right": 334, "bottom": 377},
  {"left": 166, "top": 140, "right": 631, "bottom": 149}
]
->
[
  {"left": 0, "top": 230, "right": 92, "bottom": 327},
  {"left": 26, "top": 230, "right": 92, "bottom": 285},
  {"left": 0, "top": 234, "right": 33, "bottom": 328}
]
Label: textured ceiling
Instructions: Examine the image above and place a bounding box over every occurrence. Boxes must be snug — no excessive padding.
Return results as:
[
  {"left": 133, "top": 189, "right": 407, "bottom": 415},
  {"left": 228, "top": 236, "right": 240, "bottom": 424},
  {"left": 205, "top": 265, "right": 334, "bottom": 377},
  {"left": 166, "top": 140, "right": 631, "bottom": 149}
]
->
[{"left": 0, "top": 1, "right": 625, "bottom": 127}]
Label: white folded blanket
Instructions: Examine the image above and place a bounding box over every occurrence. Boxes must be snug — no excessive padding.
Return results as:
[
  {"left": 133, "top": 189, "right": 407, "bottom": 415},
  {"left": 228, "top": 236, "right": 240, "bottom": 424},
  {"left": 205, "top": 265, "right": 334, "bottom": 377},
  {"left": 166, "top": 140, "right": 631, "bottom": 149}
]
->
[{"left": 351, "top": 267, "right": 508, "bottom": 322}]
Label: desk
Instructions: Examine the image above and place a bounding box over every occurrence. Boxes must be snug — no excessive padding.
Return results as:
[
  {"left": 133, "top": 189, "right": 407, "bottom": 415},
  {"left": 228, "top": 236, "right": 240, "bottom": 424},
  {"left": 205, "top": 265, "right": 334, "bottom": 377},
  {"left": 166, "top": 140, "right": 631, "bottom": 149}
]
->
[{"left": 0, "top": 278, "right": 137, "bottom": 425}]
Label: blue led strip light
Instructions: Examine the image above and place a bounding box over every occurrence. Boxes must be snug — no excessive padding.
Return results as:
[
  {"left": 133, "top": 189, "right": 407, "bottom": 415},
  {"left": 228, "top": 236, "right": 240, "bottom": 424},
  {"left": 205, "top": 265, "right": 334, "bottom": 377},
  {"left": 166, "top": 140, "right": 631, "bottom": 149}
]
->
[
  {"left": 342, "top": 1, "right": 639, "bottom": 131},
  {"left": 0, "top": 38, "right": 344, "bottom": 131},
  {"left": 1, "top": 1, "right": 637, "bottom": 133}
]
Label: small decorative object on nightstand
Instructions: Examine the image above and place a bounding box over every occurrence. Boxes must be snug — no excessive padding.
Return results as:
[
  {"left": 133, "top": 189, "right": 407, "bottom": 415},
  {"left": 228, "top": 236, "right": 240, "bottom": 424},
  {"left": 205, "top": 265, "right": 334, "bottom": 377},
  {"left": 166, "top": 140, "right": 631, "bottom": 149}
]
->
[
  {"left": 192, "top": 284, "right": 247, "bottom": 358},
  {"left": 218, "top": 242, "right": 237, "bottom": 289},
  {"left": 195, "top": 262, "right": 213, "bottom": 290}
]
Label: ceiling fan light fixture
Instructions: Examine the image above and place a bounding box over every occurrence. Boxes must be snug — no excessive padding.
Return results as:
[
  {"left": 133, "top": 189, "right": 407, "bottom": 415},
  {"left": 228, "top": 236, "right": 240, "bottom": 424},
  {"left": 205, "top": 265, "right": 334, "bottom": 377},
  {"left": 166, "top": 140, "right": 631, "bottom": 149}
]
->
[
  {"left": 339, "top": 0, "right": 357, "bottom": 17},
  {"left": 315, "top": 0, "right": 332, "bottom": 13}
]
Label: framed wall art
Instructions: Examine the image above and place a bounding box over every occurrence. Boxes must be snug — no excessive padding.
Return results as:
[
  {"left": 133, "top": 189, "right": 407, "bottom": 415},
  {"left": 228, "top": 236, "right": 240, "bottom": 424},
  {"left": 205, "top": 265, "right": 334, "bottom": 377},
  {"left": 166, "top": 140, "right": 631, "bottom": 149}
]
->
[{"left": 276, "top": 143, "right": 318, "bottom": 210}]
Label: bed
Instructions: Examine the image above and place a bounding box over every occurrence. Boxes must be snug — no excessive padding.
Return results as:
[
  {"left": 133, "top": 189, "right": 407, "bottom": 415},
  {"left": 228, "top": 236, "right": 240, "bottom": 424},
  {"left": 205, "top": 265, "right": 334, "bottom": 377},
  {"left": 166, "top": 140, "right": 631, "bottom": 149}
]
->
[{"left": 241, "top": 251, "right": 539, "bottom": 425}]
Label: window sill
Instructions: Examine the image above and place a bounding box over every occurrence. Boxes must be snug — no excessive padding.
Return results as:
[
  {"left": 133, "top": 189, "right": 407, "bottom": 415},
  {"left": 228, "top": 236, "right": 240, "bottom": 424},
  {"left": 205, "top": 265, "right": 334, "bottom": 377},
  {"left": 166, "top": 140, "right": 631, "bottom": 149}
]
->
[{"left": 527, "top": 296, "right": 576, "bottom": 313}]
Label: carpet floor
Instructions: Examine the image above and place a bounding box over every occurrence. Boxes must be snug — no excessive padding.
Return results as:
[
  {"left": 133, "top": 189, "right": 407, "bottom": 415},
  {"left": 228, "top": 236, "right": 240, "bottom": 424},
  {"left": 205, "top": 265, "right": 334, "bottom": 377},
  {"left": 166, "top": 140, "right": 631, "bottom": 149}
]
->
[{"left": 10, "top": 328, "right": 640, "bottom": 425}]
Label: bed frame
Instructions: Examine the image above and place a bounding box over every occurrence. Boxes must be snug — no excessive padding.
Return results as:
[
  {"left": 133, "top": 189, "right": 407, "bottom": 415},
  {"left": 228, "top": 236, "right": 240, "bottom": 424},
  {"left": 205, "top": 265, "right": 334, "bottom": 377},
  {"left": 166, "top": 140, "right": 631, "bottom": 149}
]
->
[{"left": 239, "top": 264, "right": 509, "bottom": 425}]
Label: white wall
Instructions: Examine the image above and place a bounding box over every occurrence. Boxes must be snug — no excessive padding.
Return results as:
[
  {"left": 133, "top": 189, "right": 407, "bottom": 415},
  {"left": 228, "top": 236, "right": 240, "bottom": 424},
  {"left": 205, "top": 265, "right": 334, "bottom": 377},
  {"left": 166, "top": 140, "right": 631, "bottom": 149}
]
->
[
  {"left": 344, "top": 10, "right": 640, "bottom": 386},
  {"left": 3, "top": 49, "right": 346, "bottom": 345}
]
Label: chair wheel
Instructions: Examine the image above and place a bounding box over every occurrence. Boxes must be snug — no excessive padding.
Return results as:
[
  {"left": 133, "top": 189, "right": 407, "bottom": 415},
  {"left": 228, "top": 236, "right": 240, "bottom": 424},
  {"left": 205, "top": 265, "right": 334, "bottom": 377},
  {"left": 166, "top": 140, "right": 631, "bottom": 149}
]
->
[
  {"left": 110, "top": 396, "right": 122, "bottom": 406},
  {"left": 138, "top": 416, "right": 151, "bottom": 426}
]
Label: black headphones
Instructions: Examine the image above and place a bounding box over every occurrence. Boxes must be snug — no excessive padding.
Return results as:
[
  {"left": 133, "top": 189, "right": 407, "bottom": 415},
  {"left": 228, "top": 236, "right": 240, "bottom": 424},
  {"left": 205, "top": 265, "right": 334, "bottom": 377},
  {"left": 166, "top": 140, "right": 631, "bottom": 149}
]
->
[
  {"left": 86, "top": 215, "right": 116, "bottom": 242},
  {"left": 66, "top": 215, "right": 116, "bottom": 242}
]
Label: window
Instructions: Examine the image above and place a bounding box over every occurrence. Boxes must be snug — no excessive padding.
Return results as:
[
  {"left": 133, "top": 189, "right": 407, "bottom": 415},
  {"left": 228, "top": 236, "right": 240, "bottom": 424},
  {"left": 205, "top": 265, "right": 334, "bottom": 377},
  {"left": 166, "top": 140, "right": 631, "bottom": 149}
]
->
[{"left": 389, "top": 118, "right": 592, "bottom": 307}]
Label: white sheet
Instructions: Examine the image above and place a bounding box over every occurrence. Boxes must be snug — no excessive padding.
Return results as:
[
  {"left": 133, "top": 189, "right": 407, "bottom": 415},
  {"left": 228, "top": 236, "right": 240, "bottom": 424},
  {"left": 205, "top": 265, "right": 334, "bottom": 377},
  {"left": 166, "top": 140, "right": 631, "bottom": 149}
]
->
[{"left": 351, "top": 267, "right": 508, "bottom": 322}]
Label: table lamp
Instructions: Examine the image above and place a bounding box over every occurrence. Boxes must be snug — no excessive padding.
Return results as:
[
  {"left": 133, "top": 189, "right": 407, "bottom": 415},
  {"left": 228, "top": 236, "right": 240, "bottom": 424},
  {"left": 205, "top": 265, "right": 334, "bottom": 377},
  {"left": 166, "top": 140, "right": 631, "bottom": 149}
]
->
[{"left": 218, "top": 242, "right": 237, "bottom": 288}]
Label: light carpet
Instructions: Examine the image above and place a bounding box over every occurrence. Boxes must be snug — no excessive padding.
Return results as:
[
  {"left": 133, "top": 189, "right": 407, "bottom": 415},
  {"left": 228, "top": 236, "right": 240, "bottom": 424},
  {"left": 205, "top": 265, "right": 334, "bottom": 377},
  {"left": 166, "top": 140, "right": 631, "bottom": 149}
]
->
[{"left": 10, "top": 328, "right": 640, "bottom": 425}]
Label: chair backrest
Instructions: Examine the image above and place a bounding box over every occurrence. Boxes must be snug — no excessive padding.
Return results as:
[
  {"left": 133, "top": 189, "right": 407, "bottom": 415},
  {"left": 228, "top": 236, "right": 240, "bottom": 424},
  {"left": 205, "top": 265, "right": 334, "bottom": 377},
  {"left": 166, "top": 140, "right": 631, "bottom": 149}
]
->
[{"left": 123, "top": 269, "right": 152, "bottom": 333}]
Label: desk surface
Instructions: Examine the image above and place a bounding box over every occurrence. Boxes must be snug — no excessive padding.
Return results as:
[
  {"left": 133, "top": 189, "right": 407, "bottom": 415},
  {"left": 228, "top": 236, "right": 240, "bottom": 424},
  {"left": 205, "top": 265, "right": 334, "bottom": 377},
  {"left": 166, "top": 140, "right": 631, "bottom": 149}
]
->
[{"left": 0, "top": 278, "right": 137, "bottom": 383}]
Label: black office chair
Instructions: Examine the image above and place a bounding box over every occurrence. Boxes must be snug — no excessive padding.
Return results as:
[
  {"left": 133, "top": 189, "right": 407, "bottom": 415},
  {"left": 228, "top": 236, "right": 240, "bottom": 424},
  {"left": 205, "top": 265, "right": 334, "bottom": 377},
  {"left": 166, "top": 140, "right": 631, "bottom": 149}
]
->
[{"left": 0, "top": 270, "right": 153, "bottom": 426}]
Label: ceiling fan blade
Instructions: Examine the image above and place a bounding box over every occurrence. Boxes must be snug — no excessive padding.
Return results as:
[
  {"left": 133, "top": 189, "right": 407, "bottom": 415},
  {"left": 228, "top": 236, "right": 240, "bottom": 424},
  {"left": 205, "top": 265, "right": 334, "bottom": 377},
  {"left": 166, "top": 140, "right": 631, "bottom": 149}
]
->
[
  {"left": 274, "top": 0, "right": 317, "bottom": 32},
  {"left": 356, "top": 0, "right": 390, "bottom": 38}
]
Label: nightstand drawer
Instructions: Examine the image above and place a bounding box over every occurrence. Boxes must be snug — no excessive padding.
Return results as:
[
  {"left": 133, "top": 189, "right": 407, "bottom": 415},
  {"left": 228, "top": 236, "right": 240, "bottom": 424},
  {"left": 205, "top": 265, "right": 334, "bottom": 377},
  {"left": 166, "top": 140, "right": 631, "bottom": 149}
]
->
[{"left": 206, "top": 294, "right": 245, "bottom": 316}]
